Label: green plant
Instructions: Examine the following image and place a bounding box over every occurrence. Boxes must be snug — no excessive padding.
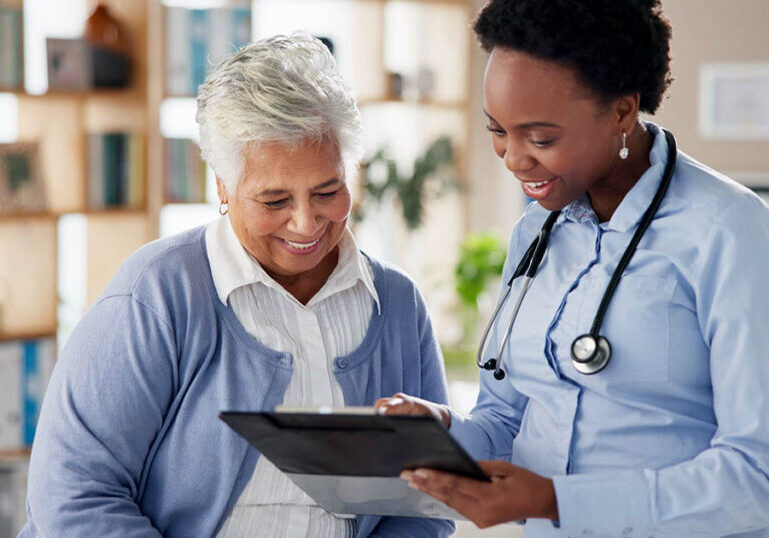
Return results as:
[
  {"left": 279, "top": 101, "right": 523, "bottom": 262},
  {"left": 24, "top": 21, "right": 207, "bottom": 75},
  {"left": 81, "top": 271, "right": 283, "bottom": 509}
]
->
[
  {"left": 450, "top": 233, "right": 507, "bottom": 367},
  {"left": 356, "top": 136, "right": 458, "bottom": 230},
  {"left": 454, "top": 233, "right": 506, "bottom": 309}
]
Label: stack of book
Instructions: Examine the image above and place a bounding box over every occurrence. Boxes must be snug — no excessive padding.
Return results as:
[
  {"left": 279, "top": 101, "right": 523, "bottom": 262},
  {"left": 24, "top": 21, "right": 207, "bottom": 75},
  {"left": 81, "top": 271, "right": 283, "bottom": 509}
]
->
[
  {"left": 164, "top": 138, "right": 207, "bottom": 203},
  {"left": 165, "top": 6, "right": 251, "bottom": 96},
  {"left": 87, "top": 132, "right": 145, "bottom": 210},
  {"left": 0, "top": 5, "right": 23, "bottom": 89},
  {"left": 0, "top": 338, "right": 56, "bottom": 450}
]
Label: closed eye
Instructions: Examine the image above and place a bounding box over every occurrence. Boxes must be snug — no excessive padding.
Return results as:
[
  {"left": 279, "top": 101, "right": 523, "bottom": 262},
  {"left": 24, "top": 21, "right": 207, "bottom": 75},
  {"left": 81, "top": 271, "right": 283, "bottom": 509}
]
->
[
  {"left": 486, "top": 125, "right": 506, "bottom": 136},
  {"left": 263, "top": 199, "right": 289, "bottom": 209},
  {"left": 530, "top": 139, "right": 556, "bottom": 148},
  {"left": 314, "top": 189, "right": 340, "bottom": 199}
]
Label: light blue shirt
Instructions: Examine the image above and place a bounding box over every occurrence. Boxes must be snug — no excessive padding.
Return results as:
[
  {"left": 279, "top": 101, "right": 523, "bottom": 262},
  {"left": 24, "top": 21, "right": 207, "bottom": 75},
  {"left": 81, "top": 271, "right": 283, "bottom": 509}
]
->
[{"left": 449, "top": 123, "right": 769, "bottom": 537}]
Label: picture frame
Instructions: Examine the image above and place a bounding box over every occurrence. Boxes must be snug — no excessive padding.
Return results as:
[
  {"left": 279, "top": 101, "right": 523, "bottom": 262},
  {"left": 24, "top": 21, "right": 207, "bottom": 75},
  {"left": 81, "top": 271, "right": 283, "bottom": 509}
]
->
[
  {"left": 0, "top": 142, "right": 47, "bottom": 214},
  {"left": 699, "top": 63, "right": 769, "bottom": 140}
]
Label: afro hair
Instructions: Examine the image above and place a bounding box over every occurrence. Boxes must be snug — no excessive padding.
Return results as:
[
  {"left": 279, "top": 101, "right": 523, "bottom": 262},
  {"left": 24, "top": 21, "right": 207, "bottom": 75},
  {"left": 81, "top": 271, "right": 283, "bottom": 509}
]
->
[{"left": 473, "top": 0, "right": 673, "bottom": 113}]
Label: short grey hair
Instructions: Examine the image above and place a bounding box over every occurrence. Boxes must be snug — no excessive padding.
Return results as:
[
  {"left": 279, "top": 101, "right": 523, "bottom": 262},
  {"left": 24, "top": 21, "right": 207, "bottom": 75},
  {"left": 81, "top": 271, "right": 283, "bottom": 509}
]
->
[{"left": 196, "top": 33, "right": 363, "bottom": 194}]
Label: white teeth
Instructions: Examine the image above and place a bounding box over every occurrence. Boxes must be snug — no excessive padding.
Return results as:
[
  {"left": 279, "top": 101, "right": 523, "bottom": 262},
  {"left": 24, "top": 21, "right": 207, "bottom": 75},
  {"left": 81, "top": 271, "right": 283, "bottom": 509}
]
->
[
  {"left": 284, "top": 238, "right": 320, "bottom": 250},
  {"left": 528, "top": 178, "right": 554, "bottom": 189}
]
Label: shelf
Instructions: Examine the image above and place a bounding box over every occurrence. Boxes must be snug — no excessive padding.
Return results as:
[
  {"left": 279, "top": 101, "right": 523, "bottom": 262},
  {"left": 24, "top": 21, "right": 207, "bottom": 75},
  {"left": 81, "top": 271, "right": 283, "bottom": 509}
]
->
[
  {"left": 358, "top": 97, "right": 469, "bottom": 110},
  {"left": 0, "top": 448, "right": 31, "bottom": 464},
  {"left": 0, "top": 211, "right": 59, "bottom": 222},
  {"left": 0, "top": 208, "right": 146, "bottom": 222},
  {"left": 2, "top": 88, "right": 138, "bottom": 99},
  {"left": 0, "top": 330, "right": 57, "bottom": 344}
]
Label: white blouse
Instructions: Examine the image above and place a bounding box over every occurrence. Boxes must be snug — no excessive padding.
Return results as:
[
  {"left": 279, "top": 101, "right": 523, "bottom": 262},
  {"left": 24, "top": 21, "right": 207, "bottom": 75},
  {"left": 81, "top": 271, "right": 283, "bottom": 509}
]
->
[{"left": 207, "top": 216, "right": 379, "bottom": 538}]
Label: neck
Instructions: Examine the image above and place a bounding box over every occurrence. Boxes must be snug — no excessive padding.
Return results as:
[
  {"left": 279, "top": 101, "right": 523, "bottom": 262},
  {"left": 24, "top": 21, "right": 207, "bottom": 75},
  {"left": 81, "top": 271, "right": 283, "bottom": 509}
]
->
[
  {"left": 266, "top": 247, "right": 339, "bottom": 305},
  {"left": 589, "top": 122, "right": 654, "bottom": 222}
]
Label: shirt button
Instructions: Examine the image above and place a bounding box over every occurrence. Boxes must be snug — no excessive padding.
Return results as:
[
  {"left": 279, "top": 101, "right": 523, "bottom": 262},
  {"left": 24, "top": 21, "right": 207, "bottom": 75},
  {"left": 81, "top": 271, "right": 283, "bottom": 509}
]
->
[{"left": 337, "top": 359, "right": 348, "bottom": 369}]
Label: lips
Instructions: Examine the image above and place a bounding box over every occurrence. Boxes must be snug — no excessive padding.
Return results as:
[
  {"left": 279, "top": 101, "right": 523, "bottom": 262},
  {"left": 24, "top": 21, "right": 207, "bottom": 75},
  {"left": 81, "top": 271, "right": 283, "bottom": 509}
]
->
[
  {"left": 277, "top": 233, "right": 325, "bottom": 255},
  {"left": 520, "top": 176, "right": 557, "bottom": 199},
  {"left": 282, "top": 237, "right": 321, "bottom": 250}
]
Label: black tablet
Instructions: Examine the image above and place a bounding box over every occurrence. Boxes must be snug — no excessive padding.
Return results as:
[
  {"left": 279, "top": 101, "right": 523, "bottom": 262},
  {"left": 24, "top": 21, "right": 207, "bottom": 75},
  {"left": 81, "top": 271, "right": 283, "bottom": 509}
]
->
[{"left": 219, "top": 410, "right": 489, "bottom": 483}]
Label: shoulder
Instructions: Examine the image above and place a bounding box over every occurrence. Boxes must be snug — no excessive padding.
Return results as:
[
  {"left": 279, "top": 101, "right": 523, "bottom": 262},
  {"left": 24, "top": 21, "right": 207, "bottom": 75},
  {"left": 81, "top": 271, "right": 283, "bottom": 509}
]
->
[
  {"left": 98, "top": 226, "right": 213, "bottom": 308},
  {"left": 669, "top": 151, "right": 768, "bottom": 221},
  {"left": 365, "top": 254, "right": 420, "bottom": 298}
]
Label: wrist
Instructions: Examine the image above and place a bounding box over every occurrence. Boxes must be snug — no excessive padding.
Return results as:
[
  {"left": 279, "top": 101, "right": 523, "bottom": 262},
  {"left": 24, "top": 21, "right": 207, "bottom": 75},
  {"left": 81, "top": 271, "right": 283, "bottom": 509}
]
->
[{"left": 534, "top": 478, "right": 559, "bottom": 521}]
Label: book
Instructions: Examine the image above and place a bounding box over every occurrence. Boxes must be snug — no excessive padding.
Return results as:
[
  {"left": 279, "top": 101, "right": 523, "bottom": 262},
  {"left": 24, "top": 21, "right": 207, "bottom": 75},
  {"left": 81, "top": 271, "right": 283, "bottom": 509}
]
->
[
  {"left": 0, "top": 6, "right": 22, "bottom": 89},
  {"left": 164, "top": 138, "right": 206, "bottom": 203},
  {"left": 164, "top": 6, "right": 252, "bottom": 96},
  {"left": 87, "top": 133, "right": 145, "bottom": 209},
  {"left": 0, "top": 338, "right": 55, "bottom": 451}
]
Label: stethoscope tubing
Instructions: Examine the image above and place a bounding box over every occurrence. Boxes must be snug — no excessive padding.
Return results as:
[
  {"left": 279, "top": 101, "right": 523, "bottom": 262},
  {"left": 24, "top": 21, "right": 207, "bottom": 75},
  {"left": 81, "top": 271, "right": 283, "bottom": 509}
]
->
[{"left": 477, "top": 128, "right": 677, "bottom": 379}]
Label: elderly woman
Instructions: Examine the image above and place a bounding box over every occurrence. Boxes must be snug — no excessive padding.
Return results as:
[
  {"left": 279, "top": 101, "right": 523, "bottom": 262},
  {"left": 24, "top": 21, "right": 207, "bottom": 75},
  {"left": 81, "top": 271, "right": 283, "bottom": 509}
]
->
[{"left": 21, "top": 35, "right": 453, "bottom": 538}]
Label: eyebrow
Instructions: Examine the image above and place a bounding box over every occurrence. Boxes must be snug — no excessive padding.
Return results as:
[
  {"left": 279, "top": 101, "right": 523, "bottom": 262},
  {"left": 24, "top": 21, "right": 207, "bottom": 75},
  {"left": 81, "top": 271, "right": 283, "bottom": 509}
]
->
[
  {"left": 255, "top": 178, "right": 342, "bottom": 197},
  {"left": 483, "top": 109, "right": 562, "bottom": 130}
]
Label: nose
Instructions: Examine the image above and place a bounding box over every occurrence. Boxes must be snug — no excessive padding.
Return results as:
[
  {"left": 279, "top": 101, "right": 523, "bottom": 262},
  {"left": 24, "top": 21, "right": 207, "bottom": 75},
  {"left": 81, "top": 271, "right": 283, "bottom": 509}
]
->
[
  {"left": 287, "top": 200, "right": 320, "bottom": 236},
  {"left": 503, "top": 140, "right": 536, "bottom": 175}
]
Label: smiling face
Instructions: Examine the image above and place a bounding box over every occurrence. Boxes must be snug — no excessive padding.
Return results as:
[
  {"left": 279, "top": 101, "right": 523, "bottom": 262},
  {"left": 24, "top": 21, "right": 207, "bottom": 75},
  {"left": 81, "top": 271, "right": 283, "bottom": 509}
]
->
[
  {"left": 221, "top": 138, "right": 351, "bottom": 296},
  {"left": 484, "top": 48, "right": 639, "bottom": 219}
]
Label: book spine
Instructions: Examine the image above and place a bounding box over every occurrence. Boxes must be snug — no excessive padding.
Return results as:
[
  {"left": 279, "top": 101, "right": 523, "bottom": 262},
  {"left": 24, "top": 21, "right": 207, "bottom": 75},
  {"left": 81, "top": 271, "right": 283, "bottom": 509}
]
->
[
  {"left": 128, "top": 133, "right": 145, "bottom": 208},
  {"left": 0, "top": 341, "right": 21, "bottom": 451},
  {"left": 0, "top": 8, "right": 22, "bottom": 88},
  {"left": 190, "top": 9, "right": 208, "bottom": 95},
  {"left": 231, "top": 6, "right": 252, "bottom": 49},
  {"left": 188, "top": 140, "right": 202, "bottom": 202},
  {"left": 88, "top": 134, "right": 104, "bottom": 210},
  {"left": 166, "top": 8, "right": 191, "bottom": 96},
  {"left": 103, "top": 134, "right": 118, "bottom": 206},
  {"left": 206, "top": 8, "right": 231, "bottom": 74},
  {"left": 115, "top": 133, "right": 127, "bottom": 206},
  {"left": 20, "top": 338, "right": 55, "bottom": 447}
]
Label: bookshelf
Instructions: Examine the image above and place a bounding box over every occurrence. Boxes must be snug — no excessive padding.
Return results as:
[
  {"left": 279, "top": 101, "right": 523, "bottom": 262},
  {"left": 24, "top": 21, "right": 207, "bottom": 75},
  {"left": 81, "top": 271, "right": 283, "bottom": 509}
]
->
[{"left": 0, "top": 0, "right": 152, "bottom": 458}]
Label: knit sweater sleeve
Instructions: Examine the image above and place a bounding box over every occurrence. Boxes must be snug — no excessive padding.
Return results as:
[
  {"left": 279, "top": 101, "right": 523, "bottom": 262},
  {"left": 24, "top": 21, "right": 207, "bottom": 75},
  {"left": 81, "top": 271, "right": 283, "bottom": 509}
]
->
[{"left": 22, "top": 294, "right": 177, "bottom": 537}]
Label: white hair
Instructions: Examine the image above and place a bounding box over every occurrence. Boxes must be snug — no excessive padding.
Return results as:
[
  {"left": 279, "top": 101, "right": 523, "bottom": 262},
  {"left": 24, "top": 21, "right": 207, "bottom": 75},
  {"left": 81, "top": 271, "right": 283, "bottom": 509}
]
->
[{"left": 196, "top": 33, "right": 363, "bottom": 194}]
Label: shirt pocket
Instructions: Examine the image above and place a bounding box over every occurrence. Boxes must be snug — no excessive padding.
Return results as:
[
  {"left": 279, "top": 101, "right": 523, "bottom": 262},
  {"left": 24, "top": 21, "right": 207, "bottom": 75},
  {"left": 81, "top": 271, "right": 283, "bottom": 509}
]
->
[{"left": 576, "top": 274, "right": 676, "bottom": 382}]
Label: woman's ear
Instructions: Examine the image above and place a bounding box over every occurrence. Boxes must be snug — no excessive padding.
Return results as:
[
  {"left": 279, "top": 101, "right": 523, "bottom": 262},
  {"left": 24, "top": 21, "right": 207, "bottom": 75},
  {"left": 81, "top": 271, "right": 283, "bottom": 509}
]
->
[
  {"left": 613, "top": 92, "right": 641, "bottom": 132},
  {"left": 216, "top": 178, "right": 228, "bottom": 204}
]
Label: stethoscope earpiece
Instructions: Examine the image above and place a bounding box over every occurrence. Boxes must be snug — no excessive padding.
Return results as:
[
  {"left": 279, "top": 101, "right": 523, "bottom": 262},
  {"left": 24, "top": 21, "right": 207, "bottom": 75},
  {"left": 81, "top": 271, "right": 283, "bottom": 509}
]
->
[{"left": 570, "top": 334, "right": 611, "bottom": 375}]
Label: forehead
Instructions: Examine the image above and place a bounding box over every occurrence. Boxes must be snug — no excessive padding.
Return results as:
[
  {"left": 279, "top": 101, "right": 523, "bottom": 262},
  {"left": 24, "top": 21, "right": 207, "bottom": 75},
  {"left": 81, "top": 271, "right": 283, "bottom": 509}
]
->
[
  {"left": 484, "top": 48, "right": 597, "bottom": 122},
  {"left": 241, "top": 138, "right": 343, "bottom": 190}
]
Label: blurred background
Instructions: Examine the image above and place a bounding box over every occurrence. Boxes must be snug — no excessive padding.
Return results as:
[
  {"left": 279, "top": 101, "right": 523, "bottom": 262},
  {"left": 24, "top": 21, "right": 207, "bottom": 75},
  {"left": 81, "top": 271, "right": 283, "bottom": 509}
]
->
[{"left": 0, "top": 0, "right": 767, "bottom": 535}]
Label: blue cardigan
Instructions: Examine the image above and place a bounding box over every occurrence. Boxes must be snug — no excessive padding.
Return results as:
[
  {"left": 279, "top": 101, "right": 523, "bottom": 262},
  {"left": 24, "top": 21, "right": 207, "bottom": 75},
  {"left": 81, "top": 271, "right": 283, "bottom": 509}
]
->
[{"left": 21, "top": 227, "right": 454, "bottom": 537}]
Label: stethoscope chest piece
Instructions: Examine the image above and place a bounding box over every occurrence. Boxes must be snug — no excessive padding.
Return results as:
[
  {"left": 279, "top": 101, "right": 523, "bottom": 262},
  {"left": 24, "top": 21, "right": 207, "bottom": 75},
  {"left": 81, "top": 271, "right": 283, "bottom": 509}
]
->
[{"left": 571, "top": 334, "right": 611, "bottom": 375}]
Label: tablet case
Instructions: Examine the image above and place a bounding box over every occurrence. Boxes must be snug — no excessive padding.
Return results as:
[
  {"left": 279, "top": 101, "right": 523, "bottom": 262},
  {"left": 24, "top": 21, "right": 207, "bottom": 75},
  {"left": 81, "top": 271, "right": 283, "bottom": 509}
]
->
[{"left": 220, "top": 410, "right": 489, "bottom": 519}]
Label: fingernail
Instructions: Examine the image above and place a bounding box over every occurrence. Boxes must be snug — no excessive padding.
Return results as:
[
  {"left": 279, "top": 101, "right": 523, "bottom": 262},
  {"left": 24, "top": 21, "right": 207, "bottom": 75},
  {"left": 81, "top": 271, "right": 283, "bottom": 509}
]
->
[
  {"left": 400, "top": 471, "right": 413, "bottom": 481},
  {"left": 414, "top": 470, "right": 429, "bottom": 479},
  {"left": 407, "top": 481, "right": 420, "bottom": 490}
]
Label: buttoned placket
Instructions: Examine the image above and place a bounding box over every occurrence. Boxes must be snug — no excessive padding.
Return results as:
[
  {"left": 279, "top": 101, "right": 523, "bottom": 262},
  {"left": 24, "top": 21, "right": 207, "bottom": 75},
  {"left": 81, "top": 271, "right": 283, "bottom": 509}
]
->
[{"left": 540, "top": 213, "right": 604, "bottom": 476}]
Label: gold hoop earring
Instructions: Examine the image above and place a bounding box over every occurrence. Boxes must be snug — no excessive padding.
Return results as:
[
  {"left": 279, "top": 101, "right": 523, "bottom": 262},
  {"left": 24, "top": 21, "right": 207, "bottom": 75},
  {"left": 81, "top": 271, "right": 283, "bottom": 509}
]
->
[
  {"left": 219, "top": 202, "right": 228, "bottom": 216},
  {"left": 619, "top": 131, "right": 629, "bottom": 160}
]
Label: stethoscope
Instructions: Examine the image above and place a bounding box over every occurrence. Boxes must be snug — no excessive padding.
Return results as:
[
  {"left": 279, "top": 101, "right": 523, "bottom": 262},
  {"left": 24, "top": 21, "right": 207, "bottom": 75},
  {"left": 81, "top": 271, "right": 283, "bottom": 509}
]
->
[{"left": 477, "top": 129, "right": 677, "bottom": 379}]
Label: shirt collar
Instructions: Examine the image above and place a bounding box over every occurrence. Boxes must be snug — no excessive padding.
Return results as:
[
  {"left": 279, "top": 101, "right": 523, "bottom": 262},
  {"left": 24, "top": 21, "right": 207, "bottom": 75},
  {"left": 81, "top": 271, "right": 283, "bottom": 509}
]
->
[
  {"left": 562, "top": 122, "right": 670, "bottom": 232},
  {"left": 205, "top": 217, "right": 380, "bottom": 312}
]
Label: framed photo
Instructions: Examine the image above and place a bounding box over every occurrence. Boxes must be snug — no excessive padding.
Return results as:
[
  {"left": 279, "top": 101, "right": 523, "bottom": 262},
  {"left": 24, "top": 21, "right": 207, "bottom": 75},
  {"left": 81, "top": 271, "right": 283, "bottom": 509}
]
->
[
  {"left": 699, "top": 63, "right": 769, "bottom": 140},
  {"left": 0, "top": 143, "right": 47, "bottom": 214}
]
